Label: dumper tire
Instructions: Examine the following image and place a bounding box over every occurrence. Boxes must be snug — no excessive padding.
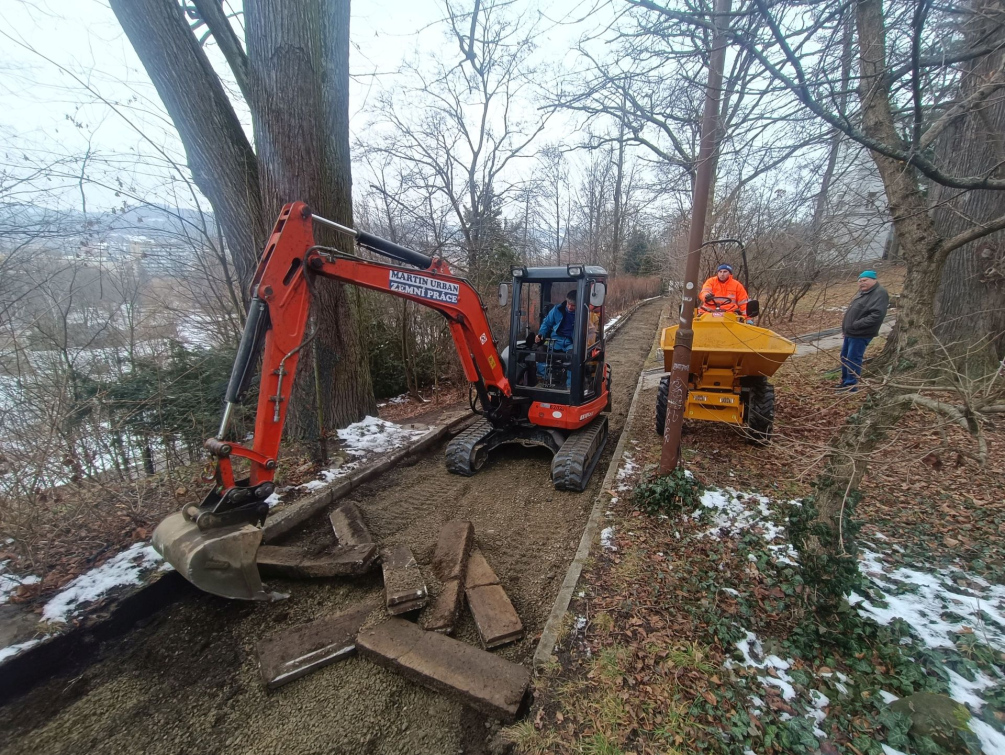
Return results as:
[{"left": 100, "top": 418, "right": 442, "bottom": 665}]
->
[
  {"left": 655, "top": 375, "right": 670, "bottom": 437},
  {"left": 745, "top": 377, "right": 775, "bottom": 445}
]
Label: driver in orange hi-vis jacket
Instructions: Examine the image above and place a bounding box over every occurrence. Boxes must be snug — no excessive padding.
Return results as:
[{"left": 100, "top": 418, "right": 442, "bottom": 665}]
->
[{"left": 699, "top": 263, "right": 749, "bottom": 316}]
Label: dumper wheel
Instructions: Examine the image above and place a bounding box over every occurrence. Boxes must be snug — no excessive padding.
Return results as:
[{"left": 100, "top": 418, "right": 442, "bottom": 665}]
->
[
  {"left": 655, "top": 375, "right": 670, "bottom": 436},
  {"left": 744, "top": 377, "right": 775, "bottom": 444}
]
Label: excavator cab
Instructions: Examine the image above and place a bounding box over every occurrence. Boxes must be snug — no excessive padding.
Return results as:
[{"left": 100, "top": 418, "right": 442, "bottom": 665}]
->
[
  {"left": 443, "top": 265, "right": 611, "bottom": 490},
  {"left": 500, "top": 266, "right": 609, "bottom": 403}
]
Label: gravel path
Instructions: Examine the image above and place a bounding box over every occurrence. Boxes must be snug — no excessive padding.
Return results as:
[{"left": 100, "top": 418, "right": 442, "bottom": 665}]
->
[{"left": 0, "top": 299, "right": 665, "bottom": 755}]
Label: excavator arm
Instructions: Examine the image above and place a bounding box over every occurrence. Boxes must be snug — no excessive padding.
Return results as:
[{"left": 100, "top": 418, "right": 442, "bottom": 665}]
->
[{"left": 197, "top": 202, "right": 510, "bottom": 530}]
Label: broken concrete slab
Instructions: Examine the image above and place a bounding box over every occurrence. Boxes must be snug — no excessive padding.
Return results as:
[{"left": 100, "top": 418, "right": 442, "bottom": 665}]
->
[
  {"left": 381, "top": 545, "right": 427, "bottom": 615},
  {"left": 423, "top": 578, "right": 464, "bottom": 635},
  {"left": 256, "top": 601, "right": 378, "bottom": 689},
  {"left": 431, "top": 520, "right": 474, "bottom": 582},
  {"left": 257, "top": 543, "right": 378, "bottom": 579},
  {"left": 356, "top": 618, "right": 530, "bottom": 722},
  {"left": 466, "top": 583, "right": 524, "bottom": 649},
  {"left": 463, "top": 548, "right": 500, "bottom": 590},
  {"left": 329, "top": 502, "right": 373, "bottom": 547}
]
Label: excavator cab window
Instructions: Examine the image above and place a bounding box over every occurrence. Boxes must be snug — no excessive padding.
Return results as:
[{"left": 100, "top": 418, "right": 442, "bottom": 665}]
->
[{"left": 506, "top": 269, "right": 608, "bottom": 406}]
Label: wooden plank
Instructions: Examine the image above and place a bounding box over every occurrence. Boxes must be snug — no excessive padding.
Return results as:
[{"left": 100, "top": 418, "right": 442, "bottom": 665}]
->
[
  {"left": 256, "top": 601, "right": 377, "bottom": 689},
  {"left": 422, "top": 578, "right": 464, "bottom": 635},
  {"left": 463, "top": 548, "right": 500, "bottom": 590},
  {"left": 431, "top": 520, "right": 474, "bottom": 582},
  {"left": 356, "top": 618, "right": 530, "bottom": 722},
  {"left": 381, "top": 545, "right": 427, "bottom": 614},
  {"left": 329, "top": 502, "right": 374, "bottom": 546},
  {"left": 466, "top": 583, "right": 524, "bottom": 649},
  {"left": 256, "top": 544, "right": 378, "bottom": 579}
]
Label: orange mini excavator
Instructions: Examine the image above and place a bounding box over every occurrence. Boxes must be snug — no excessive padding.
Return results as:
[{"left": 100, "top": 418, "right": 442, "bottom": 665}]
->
[{"left": 153, "top": 202, "right": 612, "bottom": 599}]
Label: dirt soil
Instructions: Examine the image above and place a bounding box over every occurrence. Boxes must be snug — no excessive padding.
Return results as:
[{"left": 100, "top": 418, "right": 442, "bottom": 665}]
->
[{"left": 0, "top": 299, "right": 666, "bottom": 755}]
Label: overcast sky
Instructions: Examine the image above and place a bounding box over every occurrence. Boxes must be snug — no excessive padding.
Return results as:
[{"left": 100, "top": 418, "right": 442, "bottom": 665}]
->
[{"left": 0, "top": 0, "right": 604, "bottom": 211}]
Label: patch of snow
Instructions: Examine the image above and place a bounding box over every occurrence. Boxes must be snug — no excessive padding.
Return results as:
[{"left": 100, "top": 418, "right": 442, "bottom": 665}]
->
[
  {"left": 0, "top": 561, "right": 40, "bottom": 604},
  {"left": 606, "top": 315, "right": 622, "bottom": 329},
  {"left": 821, "top": 671, "right": 851, "bottom": 695},
  {"left": 946, "top": 667, "right": 997, "bottom": 711},
  {"left": 768, "top": 544, "right": 800, "bottom": 566},
  {"left": 878, "top": 690, "right": 899, "bottom": 704},
  {"left": 808, "top": 689, "right": 830, "bottom": 737},
  {"left": 0, "top": 638, "right": 43, "bottom": 663},
  {"left": 728, "top": 630, "right": 797, "bottom": 700},
  {"left": 614, "top": 453, "right": 638, "bottom": 492},
  {"left": 881, "top": 746, "right": 909, "bottom": 755},
  {"left": 969, "top": 718, "right": 1005, "bottom": 755},
  {"left": 43, "top": 544, "right": 165, "bottom": 623},
  {"left": 694, "top": 488, "right": 780, "bottom": 545},
  {"left": 292, "top": 418, "right": 426, "bottom": 493},
  {"left": 852, "top": 549, "right": 1005, "bottom": 653},
  {"left": 600, "top": 527, "right": 617, "bottom": 552},
  {"left": 264, "top": 492, "right": 281, "bottom": 508},
  {"left": 852, "top": 545, "right": 1005, "bottom": 733},
  {"left": 574, "top": 616, "right": 587, "bottom": 631},
  {"left": 722, "top": 587, "right": 740, "bottom": 597},
  {"left": 337, "top": 416, "right": 428, "bottom": 456}
]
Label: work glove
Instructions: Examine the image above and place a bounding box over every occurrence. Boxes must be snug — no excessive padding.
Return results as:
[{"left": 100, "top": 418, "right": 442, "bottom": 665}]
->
[
  {"left": 703, "top": 292, "right": 714, "bottom": 303},
  {"left": 745, "top": 318, "right": 754, "bottom": 324}
]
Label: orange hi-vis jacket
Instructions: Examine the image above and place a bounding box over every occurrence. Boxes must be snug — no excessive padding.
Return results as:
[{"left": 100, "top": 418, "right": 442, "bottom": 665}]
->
[{"left": 699, "top": 275, "right": 749, "bottom": 316}]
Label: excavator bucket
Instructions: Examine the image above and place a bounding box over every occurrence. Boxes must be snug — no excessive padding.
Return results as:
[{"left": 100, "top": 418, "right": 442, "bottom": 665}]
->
[{"left": 152, "top": 511, "right": 277, "bottom": 601}]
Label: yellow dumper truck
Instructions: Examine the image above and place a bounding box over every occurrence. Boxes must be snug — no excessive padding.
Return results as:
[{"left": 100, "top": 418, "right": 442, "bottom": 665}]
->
[{"left": 655, "top": 303, "right": 796, "bottom": 443}]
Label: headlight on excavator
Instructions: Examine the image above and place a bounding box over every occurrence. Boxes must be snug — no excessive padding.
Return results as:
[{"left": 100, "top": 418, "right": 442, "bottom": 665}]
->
[{"left": 567, "top": 265, "right": 583, "bottom": 277}]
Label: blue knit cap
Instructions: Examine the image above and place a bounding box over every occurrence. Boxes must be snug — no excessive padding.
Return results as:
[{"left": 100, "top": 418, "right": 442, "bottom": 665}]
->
[
  {"left": 859, "top": 270, "right": 877, "bottom": 279},
  {"left": 717, "top": 264, "right": 733, "bottom": 272}
]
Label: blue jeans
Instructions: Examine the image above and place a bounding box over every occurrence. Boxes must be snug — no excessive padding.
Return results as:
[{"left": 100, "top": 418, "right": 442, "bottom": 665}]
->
[{"left": 840, "top": 336, "right": 871, "bottom": 386}]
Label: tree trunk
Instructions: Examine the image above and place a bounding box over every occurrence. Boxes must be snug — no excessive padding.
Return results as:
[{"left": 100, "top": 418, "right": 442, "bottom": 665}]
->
[
  {"left": 930, "top": 1, "right": 1005, "bottom": 367},
  {"left": 246, "top": 0, "right": 376, "bottom": 437},
  {"left": 611, "top": 120, "right": 626, "bottom": 277},
  {"left": 795, "top": 0, "right": 948, "bottom": 606},
  {"left": 108, "top": 0, "right": 267, "bottom": 289}
]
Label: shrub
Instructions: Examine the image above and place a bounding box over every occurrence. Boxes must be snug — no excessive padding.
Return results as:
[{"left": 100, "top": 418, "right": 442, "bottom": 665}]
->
[{"left": 633, "top": 467, "right": 704, "bottom": 517}]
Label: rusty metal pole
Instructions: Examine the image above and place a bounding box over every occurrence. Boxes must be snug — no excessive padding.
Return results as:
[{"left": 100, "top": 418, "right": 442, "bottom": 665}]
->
[{"left": 660, "top": 0, "right": 732, "bottom": 474}]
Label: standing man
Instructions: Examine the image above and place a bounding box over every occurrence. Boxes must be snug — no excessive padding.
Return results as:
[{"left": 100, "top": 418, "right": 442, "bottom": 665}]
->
[
  {"left": 700, "top": 263, "right": 750, "bottom": 319},
  {"left": 839, "top": 270, "right": 890, "bottom": 391}
]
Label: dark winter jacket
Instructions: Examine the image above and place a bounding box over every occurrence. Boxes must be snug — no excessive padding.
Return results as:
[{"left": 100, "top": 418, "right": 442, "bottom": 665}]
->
[
  {"left": 842, "top": 283, "right": 890, "bottom": 339},
  {"left": 540, "top": 302, "right": 576, "bottom": 340}
]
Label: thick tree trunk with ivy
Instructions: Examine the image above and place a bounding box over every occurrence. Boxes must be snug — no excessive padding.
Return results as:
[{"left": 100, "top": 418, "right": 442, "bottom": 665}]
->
[
  {"left": 930, "top": 2, "right": 1005, "bottom": 368},
  {"left": 246, "top": 0, "right": 376, "bottom": 437},
  {"left": 794, "top": 0, "right": 950, "bottom": 606}
]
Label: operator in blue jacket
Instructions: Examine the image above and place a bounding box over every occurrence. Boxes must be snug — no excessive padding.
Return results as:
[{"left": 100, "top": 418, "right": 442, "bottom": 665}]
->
[
  {"left": 536, "top": 290, "right": 577, "bottom": 349},
  {"left": 535, "top": 290, "right": 577, "bottom": 383}
]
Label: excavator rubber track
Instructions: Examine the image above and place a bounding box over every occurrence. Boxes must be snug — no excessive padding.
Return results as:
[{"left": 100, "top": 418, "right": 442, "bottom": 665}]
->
[
  {"left": 551, "top": 415, "right": 609, "bottom": 492},
  {"left": 445, "top": 419, "right": 498, "bottom": 477}
]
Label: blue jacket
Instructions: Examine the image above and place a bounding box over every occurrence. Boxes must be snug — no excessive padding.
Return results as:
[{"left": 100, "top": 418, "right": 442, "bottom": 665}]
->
[{"left": 539, "top": 302, "right": 576, "bottom": 340}]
